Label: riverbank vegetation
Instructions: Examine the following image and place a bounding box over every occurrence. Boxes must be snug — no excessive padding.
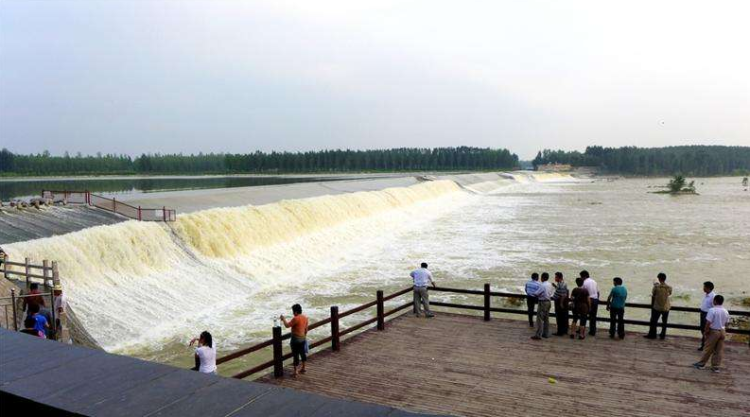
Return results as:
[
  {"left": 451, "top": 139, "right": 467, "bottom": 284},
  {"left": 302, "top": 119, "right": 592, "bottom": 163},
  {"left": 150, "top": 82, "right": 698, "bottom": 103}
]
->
[
  {"left": 532, "top": 145, "right": 750, "bottom": 176},
  {"left": 0, "top": 147, "right": 518, "bottom": 176}
]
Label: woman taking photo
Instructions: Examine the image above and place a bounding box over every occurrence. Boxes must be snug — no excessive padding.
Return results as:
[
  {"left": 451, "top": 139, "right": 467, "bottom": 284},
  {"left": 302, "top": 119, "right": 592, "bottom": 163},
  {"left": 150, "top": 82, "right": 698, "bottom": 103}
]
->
[
  {"left": 280, "top": 304, "right": 309, "bottom": 377},
  {"left": 189, "top": 331, "right": 217, "bottom": 375}
]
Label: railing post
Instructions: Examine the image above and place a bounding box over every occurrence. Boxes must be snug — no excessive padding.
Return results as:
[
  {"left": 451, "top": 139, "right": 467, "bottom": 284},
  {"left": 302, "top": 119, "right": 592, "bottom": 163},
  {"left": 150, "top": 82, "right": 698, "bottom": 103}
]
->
[
  {"left": 24, "top": 257, "right": 31, "bottom": 290},
  {"left": 113, "top": 198, "right": 117, "bottom": 213},
  {"left": 10, "top": 289, "right": 18, "bottom": 331},
  {"left": 42, "top": 260, "right": 50, "bottom": 287},
  {"left": 163, "top": 206, "right": 167, "bottom": 222},
  {"left": 331, "top": 306, "right": 340, "bottom": 351},
  {"left": 52, "top": 261, "right": 59, "bottom": 286},
  {"left": 272, "top": 325, "right": 283, "bottom": 378},
  {"left": 377, "top": 290, "right": 385, "bottom": 331},
  {"left": 484, "top": 283, "right": 491, "bottom": 321},
  {"left": 1, "top": 251, "right": 6, "bottom": 279},
  {"left": 49, "top": 290, "right": 56, "bottom": 340},
  {"left": 138, "top": 206, "right": 142, "bottom": 221}
]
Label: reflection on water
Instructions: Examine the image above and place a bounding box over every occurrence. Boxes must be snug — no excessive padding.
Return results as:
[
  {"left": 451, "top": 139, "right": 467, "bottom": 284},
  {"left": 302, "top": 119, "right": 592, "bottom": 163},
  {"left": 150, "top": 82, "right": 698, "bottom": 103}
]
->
[{"left": 0, "top": 176, "right": 347, "bottom": 200}]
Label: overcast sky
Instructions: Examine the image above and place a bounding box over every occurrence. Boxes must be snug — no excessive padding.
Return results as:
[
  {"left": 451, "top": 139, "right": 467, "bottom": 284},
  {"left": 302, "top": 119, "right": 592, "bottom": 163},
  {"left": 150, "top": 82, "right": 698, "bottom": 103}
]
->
[{"left": 1, "top": 1, "right": 748, "bottom": 159}]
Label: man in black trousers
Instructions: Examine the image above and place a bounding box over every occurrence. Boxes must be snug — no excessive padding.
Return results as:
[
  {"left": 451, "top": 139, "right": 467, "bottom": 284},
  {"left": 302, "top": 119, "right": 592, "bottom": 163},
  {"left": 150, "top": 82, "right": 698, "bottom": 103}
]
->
[
  {"left": 552, "top": 272, "right": 569, "bottom": 336},
  {"left": 524, "top": 273, "right": 541, "bottom": 327}
]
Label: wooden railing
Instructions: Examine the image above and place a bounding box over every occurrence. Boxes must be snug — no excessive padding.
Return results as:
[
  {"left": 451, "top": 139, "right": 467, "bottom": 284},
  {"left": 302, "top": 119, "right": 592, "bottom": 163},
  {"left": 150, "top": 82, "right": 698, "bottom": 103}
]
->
[
  {"left": 218, "top": 287, "right": 413, "bottom": 379},
  {"left": 41, "top": 190, "right": 176, "bottom": 222},
  {"left": 1, "top": 257, "right": 61, "bottom": 333},
  {"left": 1, "top": 257, "right": 59, "bottom": 287},
  {"left": 219, "top": 283, "right": 750, "bottom": 379}
]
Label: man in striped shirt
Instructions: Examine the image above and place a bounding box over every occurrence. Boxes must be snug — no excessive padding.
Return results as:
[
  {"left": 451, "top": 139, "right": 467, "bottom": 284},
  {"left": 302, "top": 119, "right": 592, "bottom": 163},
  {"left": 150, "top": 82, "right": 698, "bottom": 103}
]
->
[
  {"left": 552, "top": 272, "right": 569, "bottom": 336},
  {"left": 531, "top": 273, "right": 555, "bottom": 340},
  {"left": 525, "top": 273, "right": 541, "bottom": 327}
]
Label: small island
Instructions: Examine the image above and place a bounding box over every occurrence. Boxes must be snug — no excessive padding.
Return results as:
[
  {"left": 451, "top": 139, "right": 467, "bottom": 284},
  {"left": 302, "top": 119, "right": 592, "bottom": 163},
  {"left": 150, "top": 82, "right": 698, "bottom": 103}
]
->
[{"left": 650, "top": 175, "right": 699, "bottom": 195}]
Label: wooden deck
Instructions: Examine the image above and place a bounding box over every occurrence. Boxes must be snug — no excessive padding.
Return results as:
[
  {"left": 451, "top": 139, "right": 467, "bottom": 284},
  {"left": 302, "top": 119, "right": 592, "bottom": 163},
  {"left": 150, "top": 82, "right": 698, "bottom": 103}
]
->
[
  {"left": 260, "top": 313, "right": 750, "bottom": 417},
  {"left": 0, "top": 328, "right": 443, "bottom": 416}
]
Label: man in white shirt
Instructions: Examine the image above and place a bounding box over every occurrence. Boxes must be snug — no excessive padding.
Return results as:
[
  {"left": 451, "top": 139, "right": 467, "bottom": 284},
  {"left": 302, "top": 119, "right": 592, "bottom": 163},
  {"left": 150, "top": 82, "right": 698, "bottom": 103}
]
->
[
  {"left": 410, "top": 262, "right": 436, "bottom": 318},
  {"left": 580, "top": 270, "right": 600, "bottom": 336},
  {"left": 698, "top": 281, "right": 716, "bottom": 351},
  {"left": 53, "top": 284, "right": 67, "bottom": 340},
  {"left": 693, "top": 295, "right": 730, "bottom": 373},
  {"left": 531, "top": 273, "right": 555, "bottom": 340}
]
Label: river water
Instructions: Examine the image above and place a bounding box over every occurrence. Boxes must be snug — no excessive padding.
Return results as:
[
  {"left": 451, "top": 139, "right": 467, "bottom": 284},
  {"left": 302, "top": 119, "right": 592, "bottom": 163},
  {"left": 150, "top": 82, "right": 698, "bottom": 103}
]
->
[
  {"left": 5, "top": 175, "right": 749, "bottom": 376},
  {"left": 0, "top": 175, "right": 357, "bottom": 201}
]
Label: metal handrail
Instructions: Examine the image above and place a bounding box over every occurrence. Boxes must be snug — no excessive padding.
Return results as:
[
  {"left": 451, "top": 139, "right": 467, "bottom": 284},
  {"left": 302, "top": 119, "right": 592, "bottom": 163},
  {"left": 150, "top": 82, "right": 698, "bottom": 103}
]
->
[{"left": 41, "top": 189, "right": 177, "bottom": 222}]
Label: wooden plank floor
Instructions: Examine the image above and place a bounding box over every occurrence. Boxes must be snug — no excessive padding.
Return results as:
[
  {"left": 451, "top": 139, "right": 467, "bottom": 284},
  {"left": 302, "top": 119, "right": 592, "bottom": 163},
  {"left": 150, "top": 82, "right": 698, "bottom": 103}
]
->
[{"left": 259, "top": 313, "right": 750, "bottom": 417}]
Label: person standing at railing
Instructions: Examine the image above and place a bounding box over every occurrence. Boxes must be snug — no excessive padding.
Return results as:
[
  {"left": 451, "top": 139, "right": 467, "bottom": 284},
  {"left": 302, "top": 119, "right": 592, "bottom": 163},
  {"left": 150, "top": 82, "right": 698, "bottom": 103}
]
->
[
  {"left": 531, "top": 273, "right": 554, "bottom": 340},
  {"left": 22, "top": 283, "right": 46, "bottom": 319},
  {"left": 693, "top": 295, "right": 730, "bottom": 373},
  {"left": 410, "top": 263, "right": 436, "bottom": 318},
  {"left": 606, "top": 277, "right": 628, "bottom": 340},
  {"left": 53, "top": 284, "right": 67, "bottom": 340},
  {"left": 581, "top": 271, "right": 600, "bottom": 336},
  {"left": 698, "top": 281, "right": 716, "bottom": 351},
  {"left": 569, "top": 277, "right": 591, "bottom": 340},
  {"left": 524, "top": 273, "right": 541, "bottom": 327},
  {"left": 281, "top": 304, "right": 309, "bottom": 377},
  {"left": 645, "top": 273, "right": 672, "bottom": 340},
  {"left": 29, "top": 304, "right": 49, "bottom": 339},
  {"left": 552, "top": 272, "right": 569, "bottom": 336}
]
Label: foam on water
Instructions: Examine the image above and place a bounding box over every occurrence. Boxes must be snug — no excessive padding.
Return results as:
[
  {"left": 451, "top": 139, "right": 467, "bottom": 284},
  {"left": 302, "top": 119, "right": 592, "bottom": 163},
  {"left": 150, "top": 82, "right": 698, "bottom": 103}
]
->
[{"left": 5, "top": 180, "right": 478, "bottom": 351}]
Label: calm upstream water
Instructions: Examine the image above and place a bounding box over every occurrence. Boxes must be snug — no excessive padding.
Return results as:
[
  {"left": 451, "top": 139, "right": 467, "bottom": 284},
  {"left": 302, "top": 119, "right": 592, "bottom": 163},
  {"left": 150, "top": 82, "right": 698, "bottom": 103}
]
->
[
  {"left": 0, "top": 175, "right": 352, "bottom": 201},
  {"left": 128, "top": 176, "right": 750, "bottom": 374}
]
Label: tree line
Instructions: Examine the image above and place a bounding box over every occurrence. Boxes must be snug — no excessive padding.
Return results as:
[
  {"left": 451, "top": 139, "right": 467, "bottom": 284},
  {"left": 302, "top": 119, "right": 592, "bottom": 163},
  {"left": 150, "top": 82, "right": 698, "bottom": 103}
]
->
[
  {"left": 0, "top": 147, "right": 519, "bottom": 176},
  {"left": 532, "top": 145, "right": 750, "bottom": 176}
]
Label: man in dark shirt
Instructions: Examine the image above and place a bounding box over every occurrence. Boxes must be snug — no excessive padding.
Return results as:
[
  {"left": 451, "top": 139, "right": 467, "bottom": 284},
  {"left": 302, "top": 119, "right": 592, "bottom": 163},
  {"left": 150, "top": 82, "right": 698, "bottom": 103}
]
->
[{"left": 22, "top": 283, "right": 46, "bottom": 318}]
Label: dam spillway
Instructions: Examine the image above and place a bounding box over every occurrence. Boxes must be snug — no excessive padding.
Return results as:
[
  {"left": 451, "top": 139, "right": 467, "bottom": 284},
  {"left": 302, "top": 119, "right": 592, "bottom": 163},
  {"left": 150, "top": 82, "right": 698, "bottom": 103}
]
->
[
  {"left": 2, "top": 173, "right": 530, "bottom": 353},
  {"left": 5, "top": 172, "right": 747, "bottom": 372}
]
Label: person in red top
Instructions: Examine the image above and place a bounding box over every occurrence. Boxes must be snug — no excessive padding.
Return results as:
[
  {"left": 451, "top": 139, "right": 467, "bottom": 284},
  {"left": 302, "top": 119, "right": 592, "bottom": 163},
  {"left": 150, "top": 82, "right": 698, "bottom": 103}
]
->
[
  {"left": 22, "top": 283, "right": 46, "bottom": 319},
  {"left": 281, "top": 304, "right": 309, "bottom": 377}
]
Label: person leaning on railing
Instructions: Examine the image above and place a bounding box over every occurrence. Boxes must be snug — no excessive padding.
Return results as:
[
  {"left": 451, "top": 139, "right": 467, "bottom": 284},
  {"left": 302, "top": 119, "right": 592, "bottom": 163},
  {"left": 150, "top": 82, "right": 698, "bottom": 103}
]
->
[
  {"left": 524, "top": 273, "right": 541, "bottom": 327},
  {"left": 410, "top": 262, "right": 436, "bottom": 318}
]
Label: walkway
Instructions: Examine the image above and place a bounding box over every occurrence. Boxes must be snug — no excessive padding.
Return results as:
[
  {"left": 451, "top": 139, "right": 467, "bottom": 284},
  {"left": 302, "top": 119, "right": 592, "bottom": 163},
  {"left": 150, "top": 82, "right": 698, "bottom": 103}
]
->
[
  {"left": 0, "top": 329, "right": 444, "bottom": 417},
  {"left": 260, "top": 313, "right": 750, "bottom": 417}
]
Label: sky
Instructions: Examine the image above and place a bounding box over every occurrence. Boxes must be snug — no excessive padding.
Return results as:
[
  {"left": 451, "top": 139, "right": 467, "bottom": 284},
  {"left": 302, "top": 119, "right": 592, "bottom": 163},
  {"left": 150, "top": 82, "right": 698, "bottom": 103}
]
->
[{"left": 1, "top": 1, "right": 749, "bottom": 159}]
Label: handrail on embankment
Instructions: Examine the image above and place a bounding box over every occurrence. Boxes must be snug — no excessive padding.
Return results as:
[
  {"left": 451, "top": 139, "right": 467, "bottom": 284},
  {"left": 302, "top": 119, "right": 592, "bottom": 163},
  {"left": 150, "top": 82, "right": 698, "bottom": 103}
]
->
[
  {"left": 40, "top": 190, "right": 176, "bottom": 222},
  {"left": 218, "top": 284, "right": 750, "bottom": 380},
  {"left": 0, "top": 257, "right": 60, "bottom": 334}
]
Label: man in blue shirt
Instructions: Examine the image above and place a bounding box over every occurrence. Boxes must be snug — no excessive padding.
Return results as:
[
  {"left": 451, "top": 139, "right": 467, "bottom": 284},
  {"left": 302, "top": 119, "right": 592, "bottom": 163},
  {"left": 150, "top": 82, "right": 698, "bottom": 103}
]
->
[
  {"left": 524, "top": 273, "right": 541, "bottom": 327},
  {"left": 30, "top": 304, "right": 49, "bottom": 339},
  {"left": 606, "top": 277, "right": 628, "bottom": 339}
]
